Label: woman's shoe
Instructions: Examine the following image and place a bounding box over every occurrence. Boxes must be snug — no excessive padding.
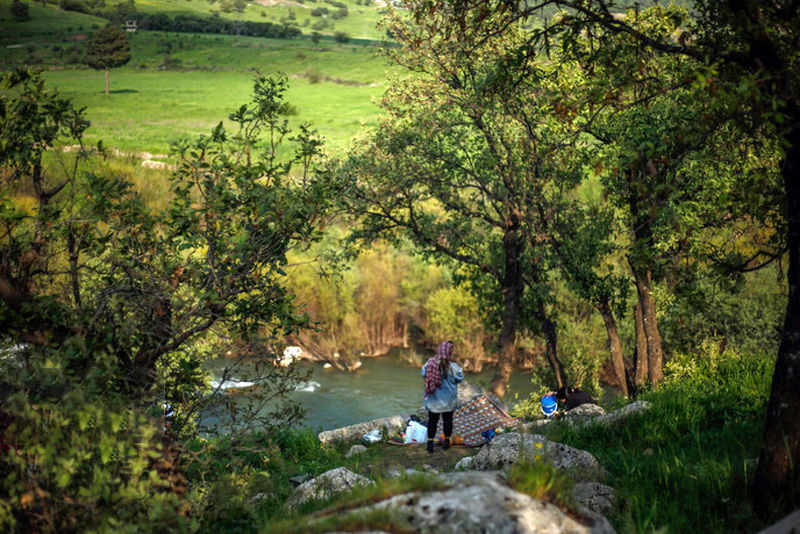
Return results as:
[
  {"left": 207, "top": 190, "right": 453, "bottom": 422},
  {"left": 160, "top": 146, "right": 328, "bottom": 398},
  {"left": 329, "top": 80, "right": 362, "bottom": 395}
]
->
[
  {"left": 442, "top": 437, "right": 451, "bottom": 451},
  {"left": 427, "top": 439, "right": 434, "bottom": 453}
]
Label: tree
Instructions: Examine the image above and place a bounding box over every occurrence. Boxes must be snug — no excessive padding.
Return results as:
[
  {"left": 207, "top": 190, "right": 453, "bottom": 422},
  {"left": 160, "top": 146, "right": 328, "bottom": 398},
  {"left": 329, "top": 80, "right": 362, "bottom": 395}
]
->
[
  {"left": 10, "top": 0, "right": 29, "bottom": 21},
  {"left": 504, "top": 0, "right": 799, "bottom": 516},
  {"left": 85, "top": 25, "right": 131, "bottom": 95},
  {"left": 0, "top": 68, "right": 329, "bottom": 400},
  {"left": 335, "top": 5, "right": 579, "bottom": 398}
]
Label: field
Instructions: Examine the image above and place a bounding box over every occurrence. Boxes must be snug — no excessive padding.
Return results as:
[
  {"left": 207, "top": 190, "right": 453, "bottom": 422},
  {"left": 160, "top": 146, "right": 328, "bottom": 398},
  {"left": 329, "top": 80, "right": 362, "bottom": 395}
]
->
[{"left": 1, "top": 2, "right": 393, "bottom": 157}]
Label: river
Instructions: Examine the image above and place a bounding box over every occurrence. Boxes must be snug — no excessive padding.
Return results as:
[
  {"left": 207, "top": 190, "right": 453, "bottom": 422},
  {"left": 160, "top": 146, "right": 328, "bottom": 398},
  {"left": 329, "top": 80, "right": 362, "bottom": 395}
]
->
[{"left": 202, "top": 348, "right": 545, "bottom": 432}]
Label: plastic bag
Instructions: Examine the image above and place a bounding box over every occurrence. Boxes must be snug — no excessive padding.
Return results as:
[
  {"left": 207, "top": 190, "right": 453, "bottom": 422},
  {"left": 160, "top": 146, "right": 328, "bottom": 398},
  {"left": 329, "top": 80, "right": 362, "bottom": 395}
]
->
[
  {"left": 362, "top": 428, "right": 382, "bottom": 444},
  {"left": 404, "top": 420, "right": 429, "bottom": 444}
]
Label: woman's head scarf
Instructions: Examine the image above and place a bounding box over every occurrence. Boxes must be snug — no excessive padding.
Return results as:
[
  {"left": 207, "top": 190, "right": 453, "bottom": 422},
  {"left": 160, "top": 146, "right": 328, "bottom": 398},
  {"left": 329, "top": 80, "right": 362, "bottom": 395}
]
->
[{"left": 424, "top": 341, "right": 454, "bottom": 395}]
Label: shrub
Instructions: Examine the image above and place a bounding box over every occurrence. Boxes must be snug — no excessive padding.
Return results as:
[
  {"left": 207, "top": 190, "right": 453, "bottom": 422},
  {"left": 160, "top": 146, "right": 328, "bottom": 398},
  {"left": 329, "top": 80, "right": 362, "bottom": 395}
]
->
[
  {"left": 10, "top": 0, "right": 29, "bottom": 21},
  {"left": 333, "top": 31, "right": 349, "bottom": 43},
  {"left": 0, "top": 377, "right": 187, "bottom": 531},
  {"left": 310, "top": 6, "right": 328, "bottom": 16},
  {"left": 59, "top": 0, "right": 87, "bottom": 12}
]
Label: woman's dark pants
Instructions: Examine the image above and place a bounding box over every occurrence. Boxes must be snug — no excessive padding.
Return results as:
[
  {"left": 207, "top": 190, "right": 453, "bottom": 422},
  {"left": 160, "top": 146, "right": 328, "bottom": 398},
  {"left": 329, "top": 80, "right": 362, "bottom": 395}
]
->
[{"left": 427, "top": 410, "right": 454, "bottom": 440}]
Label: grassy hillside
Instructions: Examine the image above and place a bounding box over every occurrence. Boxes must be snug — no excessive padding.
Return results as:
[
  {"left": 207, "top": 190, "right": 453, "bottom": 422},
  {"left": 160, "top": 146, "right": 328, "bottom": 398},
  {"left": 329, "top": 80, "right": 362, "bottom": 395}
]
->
[
  {"left": 1, "top": 3, "right": 391, "bottom": 155},
  {"left": 0, "top": 0, "right": 387, "bottom": 40}
]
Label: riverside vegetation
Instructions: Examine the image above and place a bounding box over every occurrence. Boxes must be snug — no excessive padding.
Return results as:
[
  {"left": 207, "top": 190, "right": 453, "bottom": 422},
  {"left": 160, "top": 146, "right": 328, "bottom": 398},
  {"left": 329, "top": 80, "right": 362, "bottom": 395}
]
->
[{"left": 1, "top": 0, "right": 799, "bottom": 532}]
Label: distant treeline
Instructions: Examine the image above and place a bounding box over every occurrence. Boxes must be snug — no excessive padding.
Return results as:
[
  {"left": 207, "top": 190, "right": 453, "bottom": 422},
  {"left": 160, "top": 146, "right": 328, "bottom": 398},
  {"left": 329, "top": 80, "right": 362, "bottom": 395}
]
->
[
  {"left": 136, "top": 13, "right": 302, "bottom": 39},
  {"left": 56, "top": 0, "right": 302, "bottom": 39}
]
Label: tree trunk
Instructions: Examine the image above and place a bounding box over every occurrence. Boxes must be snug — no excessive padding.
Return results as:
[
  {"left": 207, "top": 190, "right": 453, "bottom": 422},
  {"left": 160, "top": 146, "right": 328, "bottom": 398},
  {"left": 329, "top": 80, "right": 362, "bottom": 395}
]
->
[
  {"left": 629, "top": 258, "right": 664, "bottom": 384},
  {"left": 633, "top": 303, "right": 649, "bottom": 387},
  {"left": 490, "top": 224, "right": 524, "bottom": 399},
  {"left": 105, "top": 67, "right": 110, "bottom": 95},
  {"left": 598, "top": 297, "right": 628, "bottom": 397},
  {"left": 538, "top": 301, "right": 566, "bottom": 389},
  {"left": 752, "top": 110, "right": 800, "bottom": 517}
]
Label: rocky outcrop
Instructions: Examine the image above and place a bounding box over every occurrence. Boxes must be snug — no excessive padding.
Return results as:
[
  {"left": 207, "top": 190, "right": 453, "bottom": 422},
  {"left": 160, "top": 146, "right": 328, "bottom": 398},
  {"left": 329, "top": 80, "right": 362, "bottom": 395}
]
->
[
  {"left": 596, "top": 400, "right": 651, "bottom": 426},
  {"left": 285, "top": 467, "right": 374, "bottom": 509},
  {"left": 571, "top": 482, "right": 616, "bottom": 516},
  {"left": 318, "top": 415, "right": 407, "bottom": 445},
  {"left": 564, "top": 404, "right": 607, "bottom": 418},
  {"left": 337, "top": 471, "right": 614, "bottom": 534},
  {"left": 470, "top": 432, "right": 607, "bottom": 482}
]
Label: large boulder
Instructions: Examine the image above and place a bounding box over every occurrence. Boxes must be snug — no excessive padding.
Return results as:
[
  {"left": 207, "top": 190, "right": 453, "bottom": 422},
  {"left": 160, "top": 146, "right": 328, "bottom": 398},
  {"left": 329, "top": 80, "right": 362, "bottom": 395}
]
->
[
  {"left": 285, "top": 467, "right": 374, "bottom": 509},
  {"left": 318, "top": 415, "right": 407, "bottom": 445},
  {"left": 470, "top": 432, "right": 608, "bottom": 482},
  {"left": 352, "top": 470, "right": 614, "bottom": 534},
  {"left": 571, "top": 481, "right": 616, "bottom": 516}
]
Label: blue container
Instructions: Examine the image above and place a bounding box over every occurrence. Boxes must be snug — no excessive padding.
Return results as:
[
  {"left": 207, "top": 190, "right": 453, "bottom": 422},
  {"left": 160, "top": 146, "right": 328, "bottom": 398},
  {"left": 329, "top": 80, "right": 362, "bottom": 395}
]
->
[{"left": 541, "top": 394, "right": 558, "bottom": 418}]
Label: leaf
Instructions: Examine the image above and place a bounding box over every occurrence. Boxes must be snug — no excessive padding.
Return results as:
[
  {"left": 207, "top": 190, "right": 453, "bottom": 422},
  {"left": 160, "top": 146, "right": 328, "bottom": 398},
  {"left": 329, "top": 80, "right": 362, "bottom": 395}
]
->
[{"left": 20, "top": 491, "right": 35, "bottom": 508}]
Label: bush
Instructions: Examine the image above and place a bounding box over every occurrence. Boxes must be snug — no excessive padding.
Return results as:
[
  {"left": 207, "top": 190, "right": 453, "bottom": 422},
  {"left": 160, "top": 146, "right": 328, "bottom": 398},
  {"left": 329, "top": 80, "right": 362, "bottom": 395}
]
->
[
  {"left": 333, "top": 31, "right": 349, "bottom": 43},
  {"left": 310, "top": 6, "right": 328, "bottom": 16},
  {"left": 0, "top": 378, "right": 187, "bottom": 531},
  {"left": 10, "top": 0, "right": 29, "bottom": 21},
  {"left": 59, "top": 0, "right": 87, "bottom": 12}
]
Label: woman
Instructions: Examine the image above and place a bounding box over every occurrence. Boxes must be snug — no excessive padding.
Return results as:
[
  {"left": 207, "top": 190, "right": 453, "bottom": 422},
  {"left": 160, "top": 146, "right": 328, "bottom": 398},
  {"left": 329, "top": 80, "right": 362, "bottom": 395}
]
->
[{"left": 421, "top": 340, "right": 464, "bottom": 453}]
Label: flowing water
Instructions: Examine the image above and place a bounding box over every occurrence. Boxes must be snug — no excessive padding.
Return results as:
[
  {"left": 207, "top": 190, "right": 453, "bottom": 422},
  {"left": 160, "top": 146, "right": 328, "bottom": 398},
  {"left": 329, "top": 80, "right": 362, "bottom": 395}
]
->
[{"left": 202, "top": 347, "right": 545, "bottom": 432}]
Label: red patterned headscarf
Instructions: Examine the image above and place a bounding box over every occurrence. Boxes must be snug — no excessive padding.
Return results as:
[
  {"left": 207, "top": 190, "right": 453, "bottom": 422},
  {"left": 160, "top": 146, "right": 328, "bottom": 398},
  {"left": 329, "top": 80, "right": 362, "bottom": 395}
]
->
[{"left": 424, "top": 341, "right": 454, "bottom": 395}]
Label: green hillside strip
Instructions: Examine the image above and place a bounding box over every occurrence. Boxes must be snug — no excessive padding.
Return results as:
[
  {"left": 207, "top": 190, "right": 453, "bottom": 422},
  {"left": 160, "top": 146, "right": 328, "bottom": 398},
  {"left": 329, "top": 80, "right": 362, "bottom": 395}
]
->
[
  {"left": 23, "top": 32, "right": 389, "bottom": 155},
  {"left": 0, "top": 0, "right": 386, "bottom": 40},
  {"left": 0, "top": 0, "right": 107, "bottom": 37}
]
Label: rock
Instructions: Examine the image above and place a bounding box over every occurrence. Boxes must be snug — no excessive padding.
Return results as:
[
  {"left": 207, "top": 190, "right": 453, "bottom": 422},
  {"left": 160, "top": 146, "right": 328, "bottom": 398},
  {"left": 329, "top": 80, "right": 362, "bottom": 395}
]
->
[
  {"left": 289, "top": 474, "right": 311, "bottom": 486},
  {"left": 346, "top": 444, "right": 367, "bottom": 458},
  {"left": 571, "top": 482, "right": 616, "bottom": 516},
  {"left": 566, "top": 404, "right": 607, "bottom": 418},
  {"left": 595, "top": 401, "right": 651, "bottom": 426},
  {"left": 470, "top": 432, "right": 607, "bottom": 482},
  {"left": 518, "top": 419, "right": 552, "bottom": 432},
  {"left": 318, "top": 415, "right": 407, "bottom": 445},
  {"left": 285, "top": 467, "right": 374, "bottom": 509},
  {"left": 351, "top": 469, "right": 614, "bottom": 534},
  {"left": 247, "top": 492, "right": 269, "bottom": 507},
  {"left": 454, "top": 455, "right": 474, "bottom": 470}
]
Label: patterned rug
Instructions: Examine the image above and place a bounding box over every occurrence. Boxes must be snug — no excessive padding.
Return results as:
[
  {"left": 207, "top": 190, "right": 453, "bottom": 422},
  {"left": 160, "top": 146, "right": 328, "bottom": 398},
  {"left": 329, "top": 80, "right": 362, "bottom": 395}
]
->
[{"left": 431, "top": 394, "right": 520, "bottom": 447}]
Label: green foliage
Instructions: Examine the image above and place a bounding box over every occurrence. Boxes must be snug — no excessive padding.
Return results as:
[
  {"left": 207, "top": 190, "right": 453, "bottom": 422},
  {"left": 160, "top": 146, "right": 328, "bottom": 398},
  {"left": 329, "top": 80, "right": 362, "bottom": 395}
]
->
[
  {"left": 85, "top": 24, "right": 131, "bottom": 70},
  {"left": 508, "top": 459, "right": 576, "bottom": 513},
  {"left": 548, "top": 341, "right": 775, "bottom": 532},
  {"left": 9, "top": 0, "right": 28, "bottom": 21},
  {"left": 0, "top": 354, "right": 186, "bottom": 532}
]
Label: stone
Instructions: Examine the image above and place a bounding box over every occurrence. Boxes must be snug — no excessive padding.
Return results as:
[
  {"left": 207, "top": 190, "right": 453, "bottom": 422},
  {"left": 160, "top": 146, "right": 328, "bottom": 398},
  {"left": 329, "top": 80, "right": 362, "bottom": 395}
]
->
[
  {"left": 318, "top": 415, "right": 407, "bottom": 445},
  {"left": 285, "top": 467, "right": 374, "bottom": 509},
  {"left": 247, "top": 492, "right": 269, "bottom": 507},
  {"left": 566, "top": 404, "right": 607, "bottom": 418},
  {"left": 571, "top": 482, "right": 616, "bottom": 516},
  {"left": 595, "top": 401, "right": 651, "bottom": 426},
  {"left": 346, "top": 470, "right": 614, "bottom": 534},
  {"left": 346, "top": 444, "right": 367, "bottom": 458},
  {"left": 454, "top": 455, "right": 474, "bottom": 471},
  {"left": 470, "top": 432, "right": 607, "bottom": 482}
]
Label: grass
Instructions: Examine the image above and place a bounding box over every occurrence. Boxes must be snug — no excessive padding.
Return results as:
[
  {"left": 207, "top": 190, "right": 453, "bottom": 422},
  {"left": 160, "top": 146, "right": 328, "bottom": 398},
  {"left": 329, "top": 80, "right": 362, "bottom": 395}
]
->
[
  {"left": 538, "top": 342, "right": 778, "bottom": 533},
  {"left": 2, "top": 28, "right": 390, "bottom": 156},
  {"left": 0, "top": 0, "right": 387, "bottom": 40}
]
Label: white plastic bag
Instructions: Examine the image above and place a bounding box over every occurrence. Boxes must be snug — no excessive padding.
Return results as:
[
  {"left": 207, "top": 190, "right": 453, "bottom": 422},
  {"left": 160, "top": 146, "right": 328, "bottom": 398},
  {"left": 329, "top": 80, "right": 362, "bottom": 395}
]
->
[
  {"left": 404, "top": 420, "right": 428, "bottom": 444},
  {"left": 362, "top": 428, "right": 382, "bottom": 444}
]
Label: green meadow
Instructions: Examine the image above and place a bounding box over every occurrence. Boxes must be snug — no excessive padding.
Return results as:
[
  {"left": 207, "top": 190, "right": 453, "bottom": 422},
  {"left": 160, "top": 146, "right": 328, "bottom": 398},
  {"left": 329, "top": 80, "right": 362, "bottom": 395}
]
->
[{"left": 3, "top": 34, "right": 389, "bottom": 158}]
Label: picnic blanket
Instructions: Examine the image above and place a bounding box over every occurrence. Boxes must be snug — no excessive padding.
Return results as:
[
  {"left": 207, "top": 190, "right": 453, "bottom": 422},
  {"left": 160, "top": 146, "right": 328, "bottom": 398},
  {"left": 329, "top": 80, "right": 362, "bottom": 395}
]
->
[{"left": 389, "top": 394, "right": 519, "bottom": 447}]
